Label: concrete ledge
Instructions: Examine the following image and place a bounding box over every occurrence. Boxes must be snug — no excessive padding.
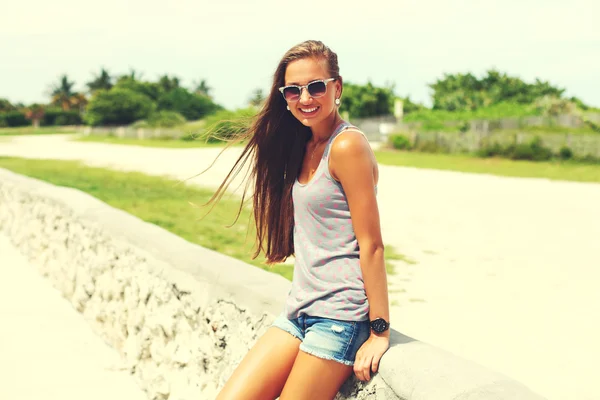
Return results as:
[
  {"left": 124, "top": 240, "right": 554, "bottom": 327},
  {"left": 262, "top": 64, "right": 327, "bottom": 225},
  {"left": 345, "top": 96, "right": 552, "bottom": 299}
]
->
[{"left": 0, "top": 168, "right": 546, "bottom": 400}]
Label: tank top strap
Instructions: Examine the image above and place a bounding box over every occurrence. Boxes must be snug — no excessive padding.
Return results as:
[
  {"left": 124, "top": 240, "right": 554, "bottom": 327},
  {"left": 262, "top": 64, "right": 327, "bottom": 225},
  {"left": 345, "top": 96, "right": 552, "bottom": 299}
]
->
[{"left": 322, "top": 121, "right": 357, "bottom": 160}]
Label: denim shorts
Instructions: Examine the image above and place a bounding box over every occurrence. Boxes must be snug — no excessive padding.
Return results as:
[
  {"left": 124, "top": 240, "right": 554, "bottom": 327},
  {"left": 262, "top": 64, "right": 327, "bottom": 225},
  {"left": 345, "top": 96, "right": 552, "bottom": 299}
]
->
[{"left": 271, "top": 313, "right": 371, "bottom": 366}]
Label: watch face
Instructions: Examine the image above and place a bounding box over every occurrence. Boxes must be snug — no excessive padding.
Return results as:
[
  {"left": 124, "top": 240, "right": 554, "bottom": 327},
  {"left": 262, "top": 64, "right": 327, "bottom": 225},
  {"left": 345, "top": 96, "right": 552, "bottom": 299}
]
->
[{"left": 371, "top": 318, "right": 389, "bottom": 333}]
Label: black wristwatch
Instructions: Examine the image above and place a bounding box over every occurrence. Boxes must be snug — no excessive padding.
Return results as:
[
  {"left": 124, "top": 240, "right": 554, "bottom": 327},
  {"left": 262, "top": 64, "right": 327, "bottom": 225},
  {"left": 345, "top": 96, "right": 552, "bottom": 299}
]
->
[{"left": 370, "top": 318, "right": 390, "bottom": 334}]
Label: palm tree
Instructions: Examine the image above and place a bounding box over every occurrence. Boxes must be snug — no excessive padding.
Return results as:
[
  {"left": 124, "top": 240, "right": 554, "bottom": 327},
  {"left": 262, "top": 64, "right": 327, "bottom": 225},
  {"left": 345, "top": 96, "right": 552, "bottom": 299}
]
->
[
  {"left": 117, "top": 68, "right": 144, "bottom": 84},
  {"left": 50, "top": 75, "right": 76, "bottom": 110},
  {"left": 70, "top": 93, "right": 88, "bottom": 113},
  {"left": 49, "top": 75, "right": 88, "bottom": 111},
  {"left": 193, "top": 79, "right": 212, "bottom": 98},
  {"left": 87, "top": 68, "right": 113, "bottom": 93},
  {"left": 158, "top": 74, "right": 180, "bottom": 93}
]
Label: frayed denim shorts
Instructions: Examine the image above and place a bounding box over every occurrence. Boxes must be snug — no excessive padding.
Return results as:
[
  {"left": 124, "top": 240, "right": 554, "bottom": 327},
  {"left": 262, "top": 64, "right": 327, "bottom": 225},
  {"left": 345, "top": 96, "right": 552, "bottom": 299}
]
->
[{"left": 271, "top": 313, "right": 371, "bottom": 366}]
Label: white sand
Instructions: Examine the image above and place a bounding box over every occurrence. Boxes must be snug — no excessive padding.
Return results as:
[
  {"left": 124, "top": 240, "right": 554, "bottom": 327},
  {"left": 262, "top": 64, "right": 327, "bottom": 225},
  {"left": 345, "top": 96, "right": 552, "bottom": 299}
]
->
[
  {"left": 0, "top": 234, "right": 147, "bottom": 400},
  {"left": 1, "top": 134, "right": 599, "bottom": 400}
]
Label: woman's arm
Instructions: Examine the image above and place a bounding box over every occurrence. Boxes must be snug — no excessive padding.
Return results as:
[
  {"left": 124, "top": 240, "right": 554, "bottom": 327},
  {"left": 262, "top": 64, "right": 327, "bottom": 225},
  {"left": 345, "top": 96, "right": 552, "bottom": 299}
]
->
[{"left": 330, "top": 130, "right": 390, "bottom": 381}]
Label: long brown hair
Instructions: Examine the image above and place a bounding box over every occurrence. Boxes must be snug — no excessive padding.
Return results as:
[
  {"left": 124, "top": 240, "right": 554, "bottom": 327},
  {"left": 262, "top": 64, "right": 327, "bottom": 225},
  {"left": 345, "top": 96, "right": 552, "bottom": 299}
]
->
[{"left": 205, "top": 40, "right": 341, "bottom": 265}]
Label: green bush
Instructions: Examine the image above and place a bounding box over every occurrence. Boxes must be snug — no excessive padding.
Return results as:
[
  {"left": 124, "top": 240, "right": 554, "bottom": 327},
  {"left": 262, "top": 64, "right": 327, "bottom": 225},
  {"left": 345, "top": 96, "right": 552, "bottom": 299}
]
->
[
  {"left": 0, "top": 111, "right": 29, "bottom": 127},
  {"left": 114, "top": 78, "right": 162, "bottom": 101},
  {"left": 0, "top": 98, "right": 16, "bottom": 112},
  {"left": 132, "top": 111, "right": 186, "bottom": 128},
  {"left": 559, "top": 146, "right": 573, "bottom": 160},
  {"left": 477, "top": 136, "right": 554, "bottom": 161},
  {"left": 476, "top": 141, "right": 504, "bottom": 157},
  {"left": 157, "top": 88, "right": 220, "bottom": 121},
  {"left": 414, "top": 140, "right": 447, "bottom": 153},
  {"left": 130, "top": 120, "right": 150, "bottom": 128},
  {"left": 430, "top": 70, "right": 565, "bottom": 112},
  {"left": 526, "top": 136, "right": 553, "bottom": 161},
  {"left": 144, "top": 110, "right": 187, "bottom": 127},
  {"left": 85, "top": 88, "right": 155, "bottom": 126},
  {"left": 339, "top": 81, "right": 395, "bottom": 118},
  {"left": 42, "top": 109, "right": 82, "bottom": 126},
  {"left": 510, "top": 143, "right": 536, "bottom": 160},
  {"left": 389, "top": 134, "right": 411, "bottom": 150}
]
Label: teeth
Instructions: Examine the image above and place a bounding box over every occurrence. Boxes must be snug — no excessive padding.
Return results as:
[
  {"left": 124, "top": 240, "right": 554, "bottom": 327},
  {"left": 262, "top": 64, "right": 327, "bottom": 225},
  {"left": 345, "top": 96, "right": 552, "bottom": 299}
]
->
[{"left": 301, "top": 107, "right": 318, "bottom": 113}]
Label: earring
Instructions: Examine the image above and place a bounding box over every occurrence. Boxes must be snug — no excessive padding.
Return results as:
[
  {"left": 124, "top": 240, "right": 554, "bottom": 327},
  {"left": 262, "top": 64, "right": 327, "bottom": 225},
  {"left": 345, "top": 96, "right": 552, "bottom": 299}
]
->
[
  {"left": 286, "top": 105, "right": 290, "bottom": 110},
  {"left": 335, "top": 98, "right": 340, "bottom": 105}
]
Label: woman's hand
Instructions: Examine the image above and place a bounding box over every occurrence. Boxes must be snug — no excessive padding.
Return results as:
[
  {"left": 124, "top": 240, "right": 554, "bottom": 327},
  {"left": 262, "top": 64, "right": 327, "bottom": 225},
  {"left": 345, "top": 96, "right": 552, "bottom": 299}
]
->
[{"left": 353, "top": 332, "right": 390, "bottom": 381}]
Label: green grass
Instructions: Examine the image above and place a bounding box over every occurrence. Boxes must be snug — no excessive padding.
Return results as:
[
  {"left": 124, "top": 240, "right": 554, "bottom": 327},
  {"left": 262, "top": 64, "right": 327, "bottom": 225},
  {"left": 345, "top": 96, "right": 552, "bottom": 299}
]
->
[
  {"left": 386, "top": 245, "right": 417, "bottom": 265},
  {"left": 0, "top": 156, "right": 417, "bottom": 281},
  {"left": 74, "top": 135, "right": 238, "bottom": 148},
  {"left": 0, "top": 156, "right": 293, "bottom": 280},
  {"left": 0, "top": 126, "right": 78, "bottom": 136},
  {"left": 384, "top": 245, "right": 417, "bottom": 274},
  {"left": 374, "top": 149, "right": 600, "bottom": 183},
  {"left": 404, "top": 102, "right": 539, "bottom": 124},
  {"left": 400, "top": 102, "right": 600, "bottom": 134}
]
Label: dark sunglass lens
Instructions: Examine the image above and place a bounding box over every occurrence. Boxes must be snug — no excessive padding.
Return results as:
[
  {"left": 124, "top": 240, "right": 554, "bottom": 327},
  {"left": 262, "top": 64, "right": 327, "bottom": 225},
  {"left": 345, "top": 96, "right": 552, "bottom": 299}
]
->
[
  {"left": 283, "top": 87, "right": 300, "bottom": 101},
  {"left": 308, "top": 81, "right": 327, "bottom": 97}
]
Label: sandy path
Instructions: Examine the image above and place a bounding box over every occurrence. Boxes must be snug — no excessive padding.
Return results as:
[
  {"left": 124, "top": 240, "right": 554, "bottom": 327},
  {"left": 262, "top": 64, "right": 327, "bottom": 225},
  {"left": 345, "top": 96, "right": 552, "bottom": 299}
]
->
[
  {"left": 0, "top": 234, "right": 147, "bottom": 400},
  {"left": 1, "top": 134, "right": 599, "bottom": 400}
]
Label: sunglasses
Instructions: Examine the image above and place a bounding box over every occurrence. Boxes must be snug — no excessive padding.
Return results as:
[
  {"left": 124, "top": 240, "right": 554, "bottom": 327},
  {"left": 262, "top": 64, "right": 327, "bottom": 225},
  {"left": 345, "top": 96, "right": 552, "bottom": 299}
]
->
[{"left": 279, "top": 78, "right": 337, "bottom": 102}]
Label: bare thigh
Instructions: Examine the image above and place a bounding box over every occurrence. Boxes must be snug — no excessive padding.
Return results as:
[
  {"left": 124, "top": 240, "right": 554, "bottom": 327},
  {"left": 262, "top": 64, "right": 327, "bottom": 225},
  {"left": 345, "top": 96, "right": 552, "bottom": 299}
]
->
[
  {"left": 216, "top": 327, "right": 301, "bottom": 400},
  {"left": 279, "top": 351, "right": 354, "bottom": 400}
]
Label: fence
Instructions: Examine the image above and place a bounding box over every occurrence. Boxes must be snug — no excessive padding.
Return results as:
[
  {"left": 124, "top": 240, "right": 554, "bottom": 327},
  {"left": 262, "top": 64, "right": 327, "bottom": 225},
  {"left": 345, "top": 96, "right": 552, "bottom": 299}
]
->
[
  {"left": 467, "top": 113, "right": 600, "bottom": 134},
  {"left": 80, "top": 114, "right": 600, "bottom": 158},
  {"left": 82, "top": 126, "right": 189, "bottom": 139},
  {"left": 398, "top": 131, "right": 600, "bottom": 158},
  {"left": 352, "top": 112, "right": 600, "bottom": 137},
  {"left": 348, "top": 115, "right": 399, "bottom": 140},
  {"left": 351, "top": 112, "right": 600, "bottom": 158}
]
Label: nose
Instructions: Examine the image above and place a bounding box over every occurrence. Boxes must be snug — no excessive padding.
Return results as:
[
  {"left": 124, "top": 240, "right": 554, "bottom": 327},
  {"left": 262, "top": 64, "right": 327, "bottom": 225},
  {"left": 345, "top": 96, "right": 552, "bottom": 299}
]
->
[{"left": 299, "top": 87, "right": 312, "bottom": 103}]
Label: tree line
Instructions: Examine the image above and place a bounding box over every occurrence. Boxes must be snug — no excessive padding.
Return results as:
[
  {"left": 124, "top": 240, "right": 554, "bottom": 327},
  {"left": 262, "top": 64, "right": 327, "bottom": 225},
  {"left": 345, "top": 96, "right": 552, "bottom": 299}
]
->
[{"left": 0, "top": 68, "right": 590, "bottom": 128}]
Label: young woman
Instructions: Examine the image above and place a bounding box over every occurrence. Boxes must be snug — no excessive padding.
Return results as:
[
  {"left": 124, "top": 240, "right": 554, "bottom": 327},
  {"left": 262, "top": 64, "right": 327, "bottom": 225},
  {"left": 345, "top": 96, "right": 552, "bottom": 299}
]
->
[{"left": 213, "top": 40, "right": 390, "bottom": 400}]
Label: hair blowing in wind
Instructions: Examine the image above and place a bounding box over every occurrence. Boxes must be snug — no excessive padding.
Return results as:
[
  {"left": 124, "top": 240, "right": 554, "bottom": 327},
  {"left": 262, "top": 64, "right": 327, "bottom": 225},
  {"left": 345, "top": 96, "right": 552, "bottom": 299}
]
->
[{"left": 202, "top": 40, "right": 341, "bottom": 265}]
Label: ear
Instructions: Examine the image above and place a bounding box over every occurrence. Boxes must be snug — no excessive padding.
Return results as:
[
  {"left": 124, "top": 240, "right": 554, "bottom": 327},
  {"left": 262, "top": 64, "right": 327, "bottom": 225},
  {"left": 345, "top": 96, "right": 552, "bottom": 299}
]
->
[{"left": 336, "top": 76, "right": 343, "bottom": 98}]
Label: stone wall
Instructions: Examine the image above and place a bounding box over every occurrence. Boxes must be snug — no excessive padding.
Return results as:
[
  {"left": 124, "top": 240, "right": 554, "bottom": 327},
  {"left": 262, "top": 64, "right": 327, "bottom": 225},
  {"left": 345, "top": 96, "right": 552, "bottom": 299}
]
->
[{"left": 0, "top": 168, "right": 546, "bottom": 400}]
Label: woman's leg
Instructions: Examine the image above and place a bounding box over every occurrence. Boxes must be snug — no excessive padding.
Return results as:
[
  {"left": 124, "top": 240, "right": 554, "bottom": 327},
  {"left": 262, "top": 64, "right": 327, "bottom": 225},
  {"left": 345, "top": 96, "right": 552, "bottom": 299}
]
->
[
  {"left": 279, "top": 351, "right": 354, "bottom": 400},
  {"left": 216, "top": 327, "right": 301, "bottom": 400},
  {"left": 279, "top": 316, "right": 370, "bottom": 399}
]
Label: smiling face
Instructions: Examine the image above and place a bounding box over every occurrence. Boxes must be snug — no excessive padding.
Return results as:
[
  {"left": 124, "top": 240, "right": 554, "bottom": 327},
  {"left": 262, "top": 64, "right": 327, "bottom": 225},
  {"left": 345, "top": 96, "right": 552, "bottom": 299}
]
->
[{"left": 283, "top": 57, "right": 341, "bottom": 128}]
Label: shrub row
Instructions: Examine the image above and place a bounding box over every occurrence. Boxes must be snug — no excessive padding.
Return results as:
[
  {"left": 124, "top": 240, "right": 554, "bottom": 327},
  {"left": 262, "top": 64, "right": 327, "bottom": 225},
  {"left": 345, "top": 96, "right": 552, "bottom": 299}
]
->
[
  {"left": 388, "top": 134, "right": 600, "bottom": 163},
  {"left": 477, "top": 137, "right": 554, "bottom": 161},
  {"left": 42, "top": 109, "right": 83, "bottom": 126},
  {"left": 0, "top": 110, "right": 82, "bottom": 127},
  {"left": 0, "top": 111, "right": 29, "bottom": 127},
  {"left": 131, "top": 110, "right": 187, "bottom": 128}
]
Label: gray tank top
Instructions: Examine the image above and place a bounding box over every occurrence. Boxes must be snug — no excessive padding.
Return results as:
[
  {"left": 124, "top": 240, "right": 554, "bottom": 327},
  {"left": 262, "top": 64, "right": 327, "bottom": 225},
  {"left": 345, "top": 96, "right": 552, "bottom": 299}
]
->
[{"left": 284, "top": 121, "right": 371, "bottom": 322}]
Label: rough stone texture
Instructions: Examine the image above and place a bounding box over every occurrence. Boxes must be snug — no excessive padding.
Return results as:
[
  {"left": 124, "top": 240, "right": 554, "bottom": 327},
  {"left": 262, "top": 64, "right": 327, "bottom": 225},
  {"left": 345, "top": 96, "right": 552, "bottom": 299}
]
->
[{"left": 0, "top": 168, "right": 545, "bottom": 400}]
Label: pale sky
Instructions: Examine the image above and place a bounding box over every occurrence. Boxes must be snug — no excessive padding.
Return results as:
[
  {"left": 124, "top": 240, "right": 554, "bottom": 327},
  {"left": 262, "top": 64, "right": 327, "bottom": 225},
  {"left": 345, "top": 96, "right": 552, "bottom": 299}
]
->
[{"left": 1, "top": 0, "right": 599, "bottom": 110}]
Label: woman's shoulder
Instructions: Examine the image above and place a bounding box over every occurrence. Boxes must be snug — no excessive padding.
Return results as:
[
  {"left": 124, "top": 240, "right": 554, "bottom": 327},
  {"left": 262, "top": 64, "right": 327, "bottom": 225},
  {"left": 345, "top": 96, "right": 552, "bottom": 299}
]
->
[
  {"left": 327, "top": 125, "right": 377, "bottom": 183},
  {"left": 329, "top": 126, "right": 372, "bottom": 158}
]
